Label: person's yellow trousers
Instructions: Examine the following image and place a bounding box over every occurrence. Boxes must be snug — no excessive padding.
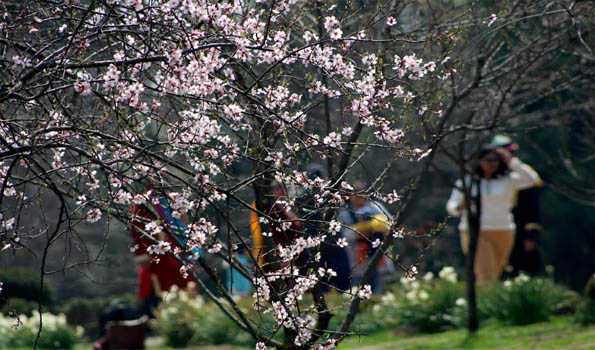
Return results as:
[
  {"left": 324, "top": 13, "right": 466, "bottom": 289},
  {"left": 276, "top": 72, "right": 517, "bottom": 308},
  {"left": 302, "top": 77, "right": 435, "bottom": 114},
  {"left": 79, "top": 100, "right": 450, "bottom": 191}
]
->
[{"left": 460, "top": 230, "right": 515, "bottom": 284}]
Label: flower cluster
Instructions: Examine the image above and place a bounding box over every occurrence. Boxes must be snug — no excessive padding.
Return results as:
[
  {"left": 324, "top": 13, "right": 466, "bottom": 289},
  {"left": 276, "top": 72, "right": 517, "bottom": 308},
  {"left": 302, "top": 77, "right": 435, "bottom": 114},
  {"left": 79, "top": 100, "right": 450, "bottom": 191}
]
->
[
  {"left": 438, "top": 266, "right": 458, "bottom": 283},
  {"left": 503, "top": 272, "right": 530, "bottom": 288}
]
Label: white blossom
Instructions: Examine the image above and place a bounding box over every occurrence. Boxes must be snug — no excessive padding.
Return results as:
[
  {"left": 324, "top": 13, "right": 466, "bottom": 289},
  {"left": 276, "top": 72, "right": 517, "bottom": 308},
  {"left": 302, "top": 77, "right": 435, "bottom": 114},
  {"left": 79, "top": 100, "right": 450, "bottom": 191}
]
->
[{"left": 357, "top": 284, "right": 372, "bottom": 299}]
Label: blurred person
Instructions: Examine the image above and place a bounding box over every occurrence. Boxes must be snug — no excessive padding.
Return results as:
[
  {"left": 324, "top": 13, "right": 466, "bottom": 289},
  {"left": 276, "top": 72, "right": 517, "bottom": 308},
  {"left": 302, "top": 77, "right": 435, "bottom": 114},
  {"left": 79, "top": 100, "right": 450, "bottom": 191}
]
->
[
  {"left": 250, "top": 201, "right": 266, "bottom": 267},
  {"left": 446, "top": 144, "right": 541, "bottom": 284},
  {"left": 339, "top": 181, "right": 391, "bottom": 293},
  {"left": 128, "top": 185, "right": 196, "bottom": 313},
  {"left": 249, "top": 181, "right": 306, "bottom": 272},
  {"left": 135, "top": 255, "right": 158, "bottom": 318},
  {"left": 129, "top": 203, "right": 195, "bottom": 295},
  {"left": 492, "top": 135, "right": 545, "bottom": 277},
  {"left": 223, "top": 243, "right": 253, "bottom": 296},
  {"left": 296, "top": 163, "right": 351, "bottom": 292},
  {"left": 97, "top": 185, "right": 198, "bottom": 350},
  {"left": 93, "top": 299, "right": 138, "bottom": 350}
]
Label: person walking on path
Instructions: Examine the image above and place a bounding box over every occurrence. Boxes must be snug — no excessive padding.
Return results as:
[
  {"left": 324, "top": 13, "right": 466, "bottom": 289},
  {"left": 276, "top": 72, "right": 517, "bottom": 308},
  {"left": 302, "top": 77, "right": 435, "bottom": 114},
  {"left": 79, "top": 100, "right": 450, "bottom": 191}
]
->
[
  {"left": 491, "top": 135, "right": 545, "bottom": 277},
  {"left": 446, "top": 144, "right": 541, "bottom": 284}
]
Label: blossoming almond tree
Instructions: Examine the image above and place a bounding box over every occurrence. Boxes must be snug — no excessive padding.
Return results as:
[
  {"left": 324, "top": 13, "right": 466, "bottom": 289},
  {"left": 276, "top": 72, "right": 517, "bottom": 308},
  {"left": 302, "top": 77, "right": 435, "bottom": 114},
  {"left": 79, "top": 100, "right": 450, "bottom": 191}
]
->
[{"left": 0, "top": 0, "right": 454, "bottom": 348}]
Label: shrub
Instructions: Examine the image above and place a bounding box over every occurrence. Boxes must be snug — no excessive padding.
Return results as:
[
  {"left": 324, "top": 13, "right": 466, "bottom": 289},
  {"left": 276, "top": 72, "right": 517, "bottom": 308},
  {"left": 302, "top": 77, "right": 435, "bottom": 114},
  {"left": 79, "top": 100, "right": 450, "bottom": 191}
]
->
[
  {"left": 191, "top": 303, "right": 255, "bottom": 346},
  {"left": 165, "top": 322, "right": 195, "bottom": 348},
  {"left": 150, "top": 268, "right": 581, "bottom": 343},
  {"left": 323, "top": 293, "right": 399, "bottom": 335},
  {"left": 59, "top": 297, "right": 104, "bottom": 327},
  {"left": 575, "top": 274, "right": 595, "bottom": 326},
  {"left": 390, "top": 267, "right": 467, "bottom": 333},
  {"left": 479, "top": 274, "right": 567, "bottom": 326},
  {"left": 353, "top": 295, "right": 401, "bottom": 334},
  {"left": 549, "top": 283, "right": 580, "bottom": 315},
  {"left": 57, "top": 295, "right": 136, "bottom": 338},
  {"left": 575, "top": 299, "right": 595, "bottom": 326},
  {"left": 0, "top": 311, "right": 81, "bottom": 350},
  {"left": 0, "top": 268, "right": 53, "bottom": 307},
  {"left": 153, "top": 287, "right": 272, "bottom": 347},
  {"left": 0, "top": 297, "right": 40, "bottom": 316},
  {"left": 36, "top": 325, "right": 78, "bottom": 350},
  {"left": 153, "top": 287, "right": 202, "bottom": 348},
  {"left": 3, "top": 324, "right": 36, "bottom": 348}
]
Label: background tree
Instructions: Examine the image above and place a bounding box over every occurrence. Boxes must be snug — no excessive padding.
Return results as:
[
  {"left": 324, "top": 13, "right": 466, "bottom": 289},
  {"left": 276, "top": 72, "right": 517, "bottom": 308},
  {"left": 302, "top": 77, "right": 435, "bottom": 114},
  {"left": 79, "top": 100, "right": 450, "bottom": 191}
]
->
[
  {"left": 0, "top": 0, "right": 450, "bottom": 348},
  {"left": 391, "top": 0, "right": 594, "bottom": 332}
]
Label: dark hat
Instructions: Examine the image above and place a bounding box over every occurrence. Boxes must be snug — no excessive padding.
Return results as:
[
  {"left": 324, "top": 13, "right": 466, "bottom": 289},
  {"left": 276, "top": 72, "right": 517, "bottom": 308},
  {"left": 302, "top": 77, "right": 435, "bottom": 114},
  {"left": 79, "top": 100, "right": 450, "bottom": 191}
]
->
[{"left": 479, "top": 143, "right": 499, "bottom": 159}]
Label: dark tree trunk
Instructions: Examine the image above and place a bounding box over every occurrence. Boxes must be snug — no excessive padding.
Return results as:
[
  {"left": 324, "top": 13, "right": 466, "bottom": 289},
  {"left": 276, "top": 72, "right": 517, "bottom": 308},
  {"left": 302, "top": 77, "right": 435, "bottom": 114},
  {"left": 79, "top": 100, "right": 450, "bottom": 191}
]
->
[{"left": 465, "top": 177, "right": 481, "bottom": 332}]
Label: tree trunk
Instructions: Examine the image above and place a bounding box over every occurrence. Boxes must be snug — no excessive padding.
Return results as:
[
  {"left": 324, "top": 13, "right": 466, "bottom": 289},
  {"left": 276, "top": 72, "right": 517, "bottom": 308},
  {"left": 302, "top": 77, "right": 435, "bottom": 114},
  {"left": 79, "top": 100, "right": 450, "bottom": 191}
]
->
[{"left": 465, "top": 177, "right": 481, "bottom": 332}]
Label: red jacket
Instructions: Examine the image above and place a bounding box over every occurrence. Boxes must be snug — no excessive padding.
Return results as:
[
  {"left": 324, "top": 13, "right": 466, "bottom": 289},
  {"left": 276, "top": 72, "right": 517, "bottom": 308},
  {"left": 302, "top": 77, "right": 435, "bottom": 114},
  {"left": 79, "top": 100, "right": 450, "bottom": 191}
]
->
[
  {"left": 259, "top": 202, "right": 306, "bottom": 272},
  {"left": 129, "top": 204, "right": 194, "bottom": 294},
  {"left": 137, "top": 264, "right": 153, "bottom": 299}
]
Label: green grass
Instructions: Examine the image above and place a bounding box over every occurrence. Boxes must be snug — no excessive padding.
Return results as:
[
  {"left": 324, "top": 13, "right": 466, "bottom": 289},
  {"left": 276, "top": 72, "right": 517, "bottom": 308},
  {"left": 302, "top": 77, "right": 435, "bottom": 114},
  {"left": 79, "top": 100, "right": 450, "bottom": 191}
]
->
[
  {"left": 68, "top": 316, "right": 595, "bottom": 350},
  {"left": 339, "top": 316, "right": 595, "bottom": 349}
]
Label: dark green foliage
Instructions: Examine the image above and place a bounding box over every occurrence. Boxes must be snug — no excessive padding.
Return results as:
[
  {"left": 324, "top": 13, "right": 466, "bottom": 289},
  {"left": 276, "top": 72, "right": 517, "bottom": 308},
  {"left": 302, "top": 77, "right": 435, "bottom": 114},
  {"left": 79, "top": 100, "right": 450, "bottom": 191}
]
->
[
  {"left": 328, "top": 297, "right": 400, "bottom": 335},
  {"left": 190, "top": 308, "right": 255, "bottom": 346},
  {"left": 584, "top": 275, "right": 595, "bottom": 300},
  {"left": 57, "top": 295, "right": 137, "bottom": 337},
  {"left": 393, "top": 279, "right": 466, "bottom": 333},
  {"left": 575, "top": 299, "right": 595, "bottom": 326},
  {"left": 478, "top": 277, "right": 567, "bottom": 326},
  {"left": 575, "top": 275, "right": 595, "bottom": 326},
  {"left": 166, "top": 323, "right": 195, "bottom": 348},
  {"left": 59, "top": 297, "right": 102, "bottom": 327},
  {"left": 4, "top": 326, "right": 36, "bottom": 348},
  {"left": 154, "top": 290, "right": 258, "bottom": 348},
  {"left": 0, "top": 268, "right": 53, "bottom": 307},
  {"left": 4, "top": 325, "right": 77, "bottom": 350},
  {"left": 149, "top": 276, "right": 581, "bottom": 346},
  {"left": 0, "top": 297, "right": 40, "bottom": 316},
  {"left": 35, "top": 326, "right": 78, "bottom": 350},
  {"left": 516, "top": 128, "right": 595, "bottom": 292}
]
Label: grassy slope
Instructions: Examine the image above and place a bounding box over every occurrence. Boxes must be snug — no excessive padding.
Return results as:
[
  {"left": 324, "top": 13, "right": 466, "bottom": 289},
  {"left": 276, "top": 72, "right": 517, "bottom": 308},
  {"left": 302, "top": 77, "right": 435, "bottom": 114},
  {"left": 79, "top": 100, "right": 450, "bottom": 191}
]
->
[
  {"left": 339, "top": 316, "right": 595, "bottom": 350},
  {"left": 72, "top": 316, "right": 594, "bottom": 350}
]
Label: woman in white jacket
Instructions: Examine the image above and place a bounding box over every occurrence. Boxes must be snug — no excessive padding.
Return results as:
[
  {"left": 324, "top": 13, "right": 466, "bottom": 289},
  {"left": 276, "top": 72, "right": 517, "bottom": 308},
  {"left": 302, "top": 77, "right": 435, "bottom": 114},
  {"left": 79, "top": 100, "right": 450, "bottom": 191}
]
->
[{"left": 446, "top": 145, "right": 541, "bottom": 284}]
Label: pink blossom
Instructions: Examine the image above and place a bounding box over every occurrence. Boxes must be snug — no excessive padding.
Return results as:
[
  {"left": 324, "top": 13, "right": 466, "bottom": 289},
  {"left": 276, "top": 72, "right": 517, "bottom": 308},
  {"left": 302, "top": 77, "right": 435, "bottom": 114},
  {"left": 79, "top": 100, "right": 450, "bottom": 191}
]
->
[
  {"left": 357, "top": 284, "right": 372, "bottom": 299},
  {"left": 328, "top": 220, "right": 341, "bottom": 234},
  {"left": 487, "top": 13, "right": 497, "bottom": 27},
  {"left": 323, "top": 132, "right": 342, "bottom": 149},
  {"left": 324, "top": 16, "right": 340, "bottom": 31},
  {"left": 86, "top": 208, "right": 102, "bottom": 223},
  {"left": 330, "top": 28, "right": 343, "bottom": 41},
  {"left": 371, "top": 239, "right": 381, "bottom": 248}
]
